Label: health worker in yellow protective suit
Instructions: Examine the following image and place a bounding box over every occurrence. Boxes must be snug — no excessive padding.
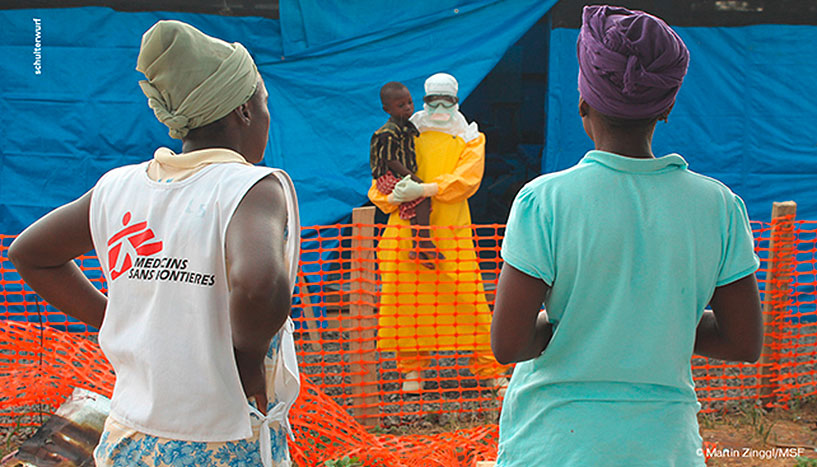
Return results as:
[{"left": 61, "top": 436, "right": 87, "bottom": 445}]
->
[{"left": 368, "top": 73, "right": 507, "bottom": 392}]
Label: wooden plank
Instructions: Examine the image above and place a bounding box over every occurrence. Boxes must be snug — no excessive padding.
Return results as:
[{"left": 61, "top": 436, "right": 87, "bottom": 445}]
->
[
  {"left": 346, "top": 206, "right": 380, "bottom": 426},
  {"left": 759, "top": 201, "right": 797, "bottom": 403}
]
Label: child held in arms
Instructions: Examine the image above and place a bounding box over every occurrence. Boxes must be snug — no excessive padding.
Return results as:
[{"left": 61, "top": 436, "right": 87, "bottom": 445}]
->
[{"left": 370, "top": 81, "right": 443, "bottom": 269}]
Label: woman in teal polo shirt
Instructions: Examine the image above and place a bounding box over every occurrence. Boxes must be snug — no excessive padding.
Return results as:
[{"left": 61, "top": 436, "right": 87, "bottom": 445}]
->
[{"left": 491, "top": 5, "right": 763, "bottom": 466}]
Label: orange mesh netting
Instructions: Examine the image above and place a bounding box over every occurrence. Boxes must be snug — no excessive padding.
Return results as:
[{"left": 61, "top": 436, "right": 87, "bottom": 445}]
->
[{"left": 1, "top": 217, "right": 816, "bottom": 465}]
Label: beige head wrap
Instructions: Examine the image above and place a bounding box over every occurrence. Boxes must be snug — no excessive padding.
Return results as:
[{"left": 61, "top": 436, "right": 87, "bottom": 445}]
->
[{"left": 136, "top": 20, "right": 259, "bottom": 139}]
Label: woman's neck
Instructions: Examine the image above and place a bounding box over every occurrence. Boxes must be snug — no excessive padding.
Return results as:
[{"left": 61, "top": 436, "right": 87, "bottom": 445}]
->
[
  {"left": 181, "top": 139, "right": 241, "bottom": 155},
  {"left": 592, "top": 123, "right": 657, "bottom": 159},
  {"left": 594, "top": 139, "right": 655, "bottom": 159}
]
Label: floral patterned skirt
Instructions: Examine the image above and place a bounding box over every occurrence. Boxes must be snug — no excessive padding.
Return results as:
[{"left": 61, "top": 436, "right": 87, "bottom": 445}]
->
[{"left": 94, "top": 414, "right": 290, "bottom": 467}]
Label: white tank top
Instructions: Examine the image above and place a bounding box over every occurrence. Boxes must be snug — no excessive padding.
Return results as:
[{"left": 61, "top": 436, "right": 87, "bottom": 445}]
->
[{"left": 89, "top": 160, "right": 300, "bottom": 442}]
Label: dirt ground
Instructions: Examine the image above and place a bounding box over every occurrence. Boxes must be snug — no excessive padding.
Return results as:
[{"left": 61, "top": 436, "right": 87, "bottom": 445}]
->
[
  {"left": 4, "top": 401, "right": 817, "bottom": 466},
  {"left": 374, "top": 401, "right": 817, "bottom": 466},
  {"left": 700, "top": 399, "right": 817, "bottom": 466}
]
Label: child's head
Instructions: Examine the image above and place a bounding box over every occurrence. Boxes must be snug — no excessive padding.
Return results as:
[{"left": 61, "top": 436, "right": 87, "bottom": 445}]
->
[
  {"left": 577, "top": 5, "right": 688, "bottom": 123},
  {"left": 380, "top": 82, "right": 414, "bottom": 122}
]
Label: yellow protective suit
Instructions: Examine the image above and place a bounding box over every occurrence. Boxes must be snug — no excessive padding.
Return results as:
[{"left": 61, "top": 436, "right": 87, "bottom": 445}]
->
[{"left": 368, "top": 131, "right": 501, "bottom": 376}]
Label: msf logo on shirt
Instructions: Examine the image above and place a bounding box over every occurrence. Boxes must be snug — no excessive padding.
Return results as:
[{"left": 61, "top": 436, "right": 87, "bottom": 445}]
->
[{"left": 107, "top": 212, "right": 163, "bottom": 280}]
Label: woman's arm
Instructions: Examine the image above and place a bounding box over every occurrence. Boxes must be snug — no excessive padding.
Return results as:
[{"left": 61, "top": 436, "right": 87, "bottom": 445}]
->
[
  {"left": 491, "top": 262, "right": 553, "bottom": 364},
  {"left": 694, "top": 273, "right": 763, "bottom": 362},
  {"left": 8, "top": 191, "right": 107, "bottom": 329},
  {"left": 226, "top": 174, "right": 292, "bottom": 409}
]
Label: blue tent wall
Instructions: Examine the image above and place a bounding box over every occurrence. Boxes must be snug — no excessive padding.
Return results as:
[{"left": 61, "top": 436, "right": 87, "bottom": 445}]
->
[
  {"left": 545, "top": 25, "right": 817, "bottom": 222},
  {"left": 6, "top": 7, "right": 813, "bottom": 234},
  {"left": 0, "top": 1, "right": 555, "bottom": 235},
  {"left": 463, "top": 15, "right": 550, "bottom": 224}
]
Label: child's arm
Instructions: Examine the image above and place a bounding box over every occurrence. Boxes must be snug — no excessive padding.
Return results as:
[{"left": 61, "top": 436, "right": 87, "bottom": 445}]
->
[
  {"left": 694, "top": 273, "right": 763, "bottom": 362},
  {"left": 491, "top": 262, "right": 553, "bottom": 364},
  {"left": 8, "top": 190, "right": 107, "bottom": 329},
  {"left": 386, "top": 159, "right": 423, "bottom": 183}
]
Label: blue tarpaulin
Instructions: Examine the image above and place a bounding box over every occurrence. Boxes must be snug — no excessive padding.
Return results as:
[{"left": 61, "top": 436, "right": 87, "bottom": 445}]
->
[
  {"left": 3, "top": 6, "right": 816, "bottom": 245},
  {"left": 4, "top": 6, "right": 817, "bottom": 328},
  {"left": 0, "top": 1, "right": 555, "bottom": 235},
  {"left": 545, "top": 25, "right": 817, "bottom": 222}
]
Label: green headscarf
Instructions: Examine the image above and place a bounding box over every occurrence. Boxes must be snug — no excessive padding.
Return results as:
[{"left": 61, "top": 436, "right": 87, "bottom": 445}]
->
[{"left": 136, "top": 20, "right": 259, "bottom": 139}]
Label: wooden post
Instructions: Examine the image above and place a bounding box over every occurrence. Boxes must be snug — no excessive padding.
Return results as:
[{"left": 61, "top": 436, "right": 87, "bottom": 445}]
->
[
  {"left": 347, "top": 206, "right": 379, "bottom": 426},
  {"left": 759, "top": 201, "right": 797, "bottom": 403}
]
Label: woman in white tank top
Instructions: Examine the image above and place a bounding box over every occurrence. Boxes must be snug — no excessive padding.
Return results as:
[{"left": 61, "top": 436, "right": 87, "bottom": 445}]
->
[{"left": 9, "top": 20, "right": 300, "bottom": 467}]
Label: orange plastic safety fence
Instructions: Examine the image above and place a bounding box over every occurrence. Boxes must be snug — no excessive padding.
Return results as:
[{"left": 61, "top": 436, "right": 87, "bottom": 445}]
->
[
  {"left": 0, "top": 219, "right": 815, "bottom": 465},
  {"left": 294, "top": 224, "right": 505, "bottom": 427},
  {"left": 0, "top": 234, "right": 104, "bottom": 337},
  {"left": 764, "top": 219, "right": 817, "bottom": 408},
  {"left": 0, "top": 321, "right": 497, "bottom": 466}
]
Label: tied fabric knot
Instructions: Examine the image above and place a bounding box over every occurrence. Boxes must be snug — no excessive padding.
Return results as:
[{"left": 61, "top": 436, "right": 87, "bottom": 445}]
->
[
  {"left": 247, "top": 318, "right": 300, "bottom": 467},
  {"left": 623, "top": 53, "right": 687, "bottom": 97},
  {"left": 249, "top": 402, "right": 292, "bottom": 467},
  {"left": 139, "top": 80, "right": 192, "bottom": 138},
  {"left": 602, "top": 25, "right": 637, "bottom": 56},
  {"left": 600, "top": 25, "right": 687, "bottom": 96}
]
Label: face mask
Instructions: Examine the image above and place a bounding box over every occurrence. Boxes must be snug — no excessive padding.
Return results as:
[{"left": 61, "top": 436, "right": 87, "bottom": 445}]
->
[{"left": 425, "top": 99, "right": 457, "bottom": 124}]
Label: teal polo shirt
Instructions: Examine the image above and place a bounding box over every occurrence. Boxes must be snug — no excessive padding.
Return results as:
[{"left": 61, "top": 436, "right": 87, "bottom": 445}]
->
[{"left": 497, "top": 150, "right": 759, "bottom": 466}]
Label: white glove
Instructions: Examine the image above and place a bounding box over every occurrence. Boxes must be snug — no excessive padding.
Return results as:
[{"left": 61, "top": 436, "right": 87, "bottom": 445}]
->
[{"left": 389, "top": 175, "right": 438, "bottom": 203}]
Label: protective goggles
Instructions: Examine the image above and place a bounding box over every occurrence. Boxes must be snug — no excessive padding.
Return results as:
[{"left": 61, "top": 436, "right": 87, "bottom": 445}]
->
[{"left": 424, "top": 95, "right": 457, "bottom": 108}]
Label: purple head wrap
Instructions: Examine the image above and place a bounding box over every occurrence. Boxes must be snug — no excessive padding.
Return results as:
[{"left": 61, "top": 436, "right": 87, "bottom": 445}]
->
[{"left": 577, "top": 5, "right": 689, "bottom": 120}]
